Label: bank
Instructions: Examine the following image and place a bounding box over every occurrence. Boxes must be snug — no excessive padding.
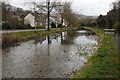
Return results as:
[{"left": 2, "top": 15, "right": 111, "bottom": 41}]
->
[
  {"left": 74, "top": 27, "right": 119, "bottom": 78},
  {"left": 2, "top": 28, "right": 75, "bottom": 48}
]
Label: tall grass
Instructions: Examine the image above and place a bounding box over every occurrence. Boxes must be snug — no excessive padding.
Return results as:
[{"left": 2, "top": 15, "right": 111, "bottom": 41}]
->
[{"left": 74, "top": 28, "right": 119, "bottom": 78}]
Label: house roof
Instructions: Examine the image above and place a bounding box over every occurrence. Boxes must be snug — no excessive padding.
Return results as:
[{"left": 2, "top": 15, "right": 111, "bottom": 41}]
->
[{"left": 24, "top": 13, "right": 35, "bottom": 19}]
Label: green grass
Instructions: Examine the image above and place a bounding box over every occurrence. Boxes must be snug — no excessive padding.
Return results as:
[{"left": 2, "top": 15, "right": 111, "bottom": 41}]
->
[
  {"left": 2, "top": 28, "right": 75, "bottom": 48},
  {"left": 16, "top": 28, "right": 74, "bottom": 37},
  {"left": 74, "top": 27, "right": 119, "bottom": 78}
]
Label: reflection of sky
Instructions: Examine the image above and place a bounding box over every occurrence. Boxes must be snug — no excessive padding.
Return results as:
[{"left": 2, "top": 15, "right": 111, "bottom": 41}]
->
[
  {"left": 77, "top": 30, "right": 87, "bottom": 33},
  {"left": 74, "top": 36, "right": 98, "bottom": 45}
]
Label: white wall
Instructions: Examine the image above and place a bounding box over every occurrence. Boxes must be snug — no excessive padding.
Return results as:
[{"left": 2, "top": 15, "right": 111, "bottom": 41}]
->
[{"left": 24, "top": 13, "right": 35, "bottom": 27}]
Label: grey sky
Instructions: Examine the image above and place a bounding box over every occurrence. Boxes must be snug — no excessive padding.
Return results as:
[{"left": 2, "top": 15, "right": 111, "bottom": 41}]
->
[
  {"left": 72, "top": 0, "right": 115, "bottom": 16},
  {"left": 8, "top": 0, "right": 115, "bottom": 16}
]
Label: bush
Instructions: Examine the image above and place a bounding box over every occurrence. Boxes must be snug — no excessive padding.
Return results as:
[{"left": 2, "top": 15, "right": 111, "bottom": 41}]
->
[
  {"left": 36, "top": 26, "right": 46, "bottom": 29},
  {"left": 114, "top": 22, "right": 120, "bottom": 34},
  {"left": 51, "top": 22, "right": 56, "bottom": 28},
  {"left": 25, "top": 24, "right": 32, "bottom": 29},
  {"left": 2, "top": 23, "right": 11, "bottom": 30}
]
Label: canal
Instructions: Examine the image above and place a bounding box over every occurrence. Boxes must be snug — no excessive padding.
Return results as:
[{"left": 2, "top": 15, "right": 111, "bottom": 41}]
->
[{"left": 2, "top": 29, "right": 99, "bottom": 78}]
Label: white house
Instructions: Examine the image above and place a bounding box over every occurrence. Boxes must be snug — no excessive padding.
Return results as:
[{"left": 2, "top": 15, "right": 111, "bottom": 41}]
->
[{"left": 24, "top": 13, "right": 35, "bottom": 27}]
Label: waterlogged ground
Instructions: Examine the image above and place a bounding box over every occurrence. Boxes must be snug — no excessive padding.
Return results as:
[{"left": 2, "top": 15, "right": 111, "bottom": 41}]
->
[{"left": 2, "top": 30, "right": 99, "bottom": 78}]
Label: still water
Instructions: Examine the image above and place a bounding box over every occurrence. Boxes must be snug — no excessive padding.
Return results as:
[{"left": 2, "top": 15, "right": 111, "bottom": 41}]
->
[{"left": 2, "top": 30, "right": 99, "bottom": 78}]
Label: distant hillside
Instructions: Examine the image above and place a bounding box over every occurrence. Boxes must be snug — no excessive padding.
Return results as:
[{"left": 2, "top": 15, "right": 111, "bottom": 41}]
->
[
  {"left": 3, "top": 3, "right": 35, "bottom": 18},
  {"left": 77, "top": 14, "right": 98, "bottom": 20}
]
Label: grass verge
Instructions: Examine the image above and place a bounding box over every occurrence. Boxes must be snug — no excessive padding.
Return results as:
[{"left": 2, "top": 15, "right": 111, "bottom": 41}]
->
[
  {"left": 74, "top": 27, "right": 119, "bottom": 78},
  {"left": 2, "top": 28, "right": 75, "bottom": 48}
]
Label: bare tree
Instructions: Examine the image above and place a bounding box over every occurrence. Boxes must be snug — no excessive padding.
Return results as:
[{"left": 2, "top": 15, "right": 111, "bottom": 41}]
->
[
  {"left": 37, "top": 0, "right": 59, "bottom": 31},
  {"left": 25, "top": 0, "right": 63, "bottom": 31},
  {"left": 55, "top": 2, "right": 64, "bottom": 28},
  {"left": 62, "top": 2, "right": 79, "bottom": 28}
]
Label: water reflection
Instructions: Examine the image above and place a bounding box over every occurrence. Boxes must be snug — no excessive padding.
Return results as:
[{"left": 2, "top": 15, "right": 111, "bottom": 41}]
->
[{"left": 2, "top": 30, "right": 99, "bottom": 78}]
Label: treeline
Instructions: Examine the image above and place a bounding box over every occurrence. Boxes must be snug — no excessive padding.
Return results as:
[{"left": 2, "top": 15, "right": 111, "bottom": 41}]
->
[
  {"left": 97, "top": 0, "right": 120, "bottom": 33},
  {"left": 80, "top": 17, "right": 97, "bottom": 27}
]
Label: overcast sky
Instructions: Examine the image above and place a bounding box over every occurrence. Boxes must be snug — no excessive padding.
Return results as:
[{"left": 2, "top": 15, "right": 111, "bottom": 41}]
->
[{"left": 8, "top": 0, "right": 115, "bottom": 16}]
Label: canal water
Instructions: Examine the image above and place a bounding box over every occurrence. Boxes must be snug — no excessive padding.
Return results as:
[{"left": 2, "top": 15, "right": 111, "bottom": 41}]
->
[{"left": 2, "top": 29, "right": 99, "bottom": 78}]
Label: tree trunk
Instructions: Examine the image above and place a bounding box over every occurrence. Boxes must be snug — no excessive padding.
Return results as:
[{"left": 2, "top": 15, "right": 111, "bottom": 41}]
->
[
  {"left": 47, "top": 1, "right": 50, "bottom": 31},
  {"left": 61, "top": 18, "right": 63, "bottom": 29},
  {"left": 60, "top": 15, "right": 63, "bottom": 29}
]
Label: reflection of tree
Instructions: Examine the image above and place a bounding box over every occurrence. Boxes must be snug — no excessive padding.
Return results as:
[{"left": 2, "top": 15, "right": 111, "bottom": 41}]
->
[
  {"left": 47, "top": 35, "right": 51, "bottom": 56},
  {"left": 60, "top": 31, "right": 77, "bottom": 45},
  {"left": 54, "top": 33, "right": 59, "bottom": 43},
  {"left": 47, "top": 44, "right": 50, "bottom": 56},
  {"left": 62, "top": 30, "right": 96, "bottom": 45},
  {"left": 34, "top": 41, "right": 38, "bottom": 57},
  {"left": 47, "top": 35, "right": 52, "bottom": 45},
  {"left": 60, "top": 33, "right": 64, "bottom": 44},
  {"left": 33, "top": 36, "right": 46, "bottom": 44}
]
